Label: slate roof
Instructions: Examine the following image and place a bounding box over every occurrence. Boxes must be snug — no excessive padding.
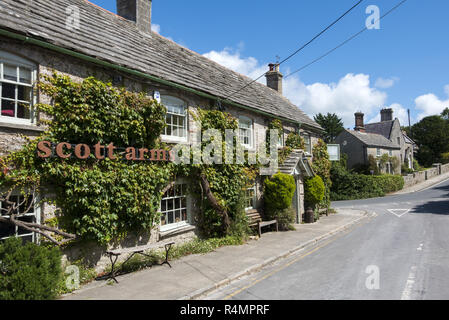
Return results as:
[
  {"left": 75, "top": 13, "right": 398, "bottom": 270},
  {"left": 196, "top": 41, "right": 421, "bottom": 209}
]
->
[
  {"left": 365, "top": 120, "right": 394, "bottom": 139},
  {"left": 0, "top": 0, "right": 322, "bottom": 131},
  {"left": 345, "top": 129, "right": 400, "bottom": 149}
]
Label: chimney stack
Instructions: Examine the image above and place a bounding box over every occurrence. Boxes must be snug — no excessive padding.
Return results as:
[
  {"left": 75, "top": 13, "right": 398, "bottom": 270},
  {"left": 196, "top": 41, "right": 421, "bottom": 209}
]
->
[
  {"left": 117, "top": 0, "right": 152, "bottom": 34},
  {"left": 380, "top": 108, "right": 393, "bottom": 122},
  {"left": 265, "top": 63, "right": 283, "bottom": 95},
  {"left": 354, "top": 112, "right": 365, "bottom": 132}
]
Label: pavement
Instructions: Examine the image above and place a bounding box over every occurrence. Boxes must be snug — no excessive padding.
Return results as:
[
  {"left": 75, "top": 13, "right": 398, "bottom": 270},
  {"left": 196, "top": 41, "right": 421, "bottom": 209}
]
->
[{"left": 62, "top": 208, "right": 371, "bottom": 300}]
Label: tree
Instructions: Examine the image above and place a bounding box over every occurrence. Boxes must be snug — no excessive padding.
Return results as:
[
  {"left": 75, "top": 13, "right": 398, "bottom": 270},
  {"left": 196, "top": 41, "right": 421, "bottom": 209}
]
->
[
  {"left": 412, "top": 115, "right": 449, "bottom": 167},
  {"left": 442, "top": 107, "right": 449, "bottom": 121},
  {"left": 314, "top": 113, "right": 344, "bottom": 143}
]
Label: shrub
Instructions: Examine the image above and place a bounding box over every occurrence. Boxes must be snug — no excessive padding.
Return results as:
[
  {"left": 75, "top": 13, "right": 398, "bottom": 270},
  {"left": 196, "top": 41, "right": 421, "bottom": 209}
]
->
[
  {"left": 264, "top": 173, "right": 296, "bottom": 212},
  {"left": 304, "top": 175, "right": 325, "bottom": 208},
  {"left": 0, "top": 237, "right": 62, "bottom": 300},
  {"left": 441, "top": 152, "right": 449, "bottom": 164},
  {"left": 330, "top": 162, "right": 404, "bottom": 201},
  {"left": 413, "top": 159, "right": 422, "bottom": 171},
  {"left": 402, "top": 164, "right": 414, "bottom": 175},
  {"left": 264, "top": 173, "right": 296, "bottom": 230}
]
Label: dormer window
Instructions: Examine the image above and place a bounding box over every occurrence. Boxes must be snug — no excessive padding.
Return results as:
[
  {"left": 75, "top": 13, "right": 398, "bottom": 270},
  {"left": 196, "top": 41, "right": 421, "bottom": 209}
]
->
[{"left": 0, "top": 51, "right": 37, "bottom": 125}]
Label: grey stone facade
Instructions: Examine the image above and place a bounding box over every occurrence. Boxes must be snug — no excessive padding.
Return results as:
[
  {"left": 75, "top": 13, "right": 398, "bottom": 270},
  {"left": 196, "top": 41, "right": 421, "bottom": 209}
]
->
[
  {"left": 335, "top": 109, "right": 416, "bottom": 174},
  {"left": 0, "top": 1, "right": 324, "bottom": 270}
]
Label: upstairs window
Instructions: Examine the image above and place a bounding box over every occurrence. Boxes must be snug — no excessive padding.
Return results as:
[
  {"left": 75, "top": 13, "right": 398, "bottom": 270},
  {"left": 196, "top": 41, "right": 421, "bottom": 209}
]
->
[
  {"left": 303, "top": 133, "right": 312, "bottom": 154},
  {"left": 161, "top": 96, "right": 187, "bottom": 141},
  {"left": 239, "top": 116, "right": 253, "bottom": 148},
  {"left": 0, "top": 51, "right": 36, "bottom": 124},
  {"left": 277, "top": 132, "right": 284, "bottom": 148},
  {"left": 377, "top": 148, "right": 381, "bottom": 157}
]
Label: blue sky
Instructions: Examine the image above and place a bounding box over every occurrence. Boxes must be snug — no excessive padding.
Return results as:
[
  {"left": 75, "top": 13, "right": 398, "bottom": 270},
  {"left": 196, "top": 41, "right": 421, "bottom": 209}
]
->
[{"left": 88, "top": 0, "right": 449, "bottom": 127}]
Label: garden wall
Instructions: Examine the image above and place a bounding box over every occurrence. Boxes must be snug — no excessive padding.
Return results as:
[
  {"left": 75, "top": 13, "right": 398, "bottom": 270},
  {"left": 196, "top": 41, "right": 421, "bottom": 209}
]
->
[{"left": 403, "top": 163, "right": 449, "bottom": 189}]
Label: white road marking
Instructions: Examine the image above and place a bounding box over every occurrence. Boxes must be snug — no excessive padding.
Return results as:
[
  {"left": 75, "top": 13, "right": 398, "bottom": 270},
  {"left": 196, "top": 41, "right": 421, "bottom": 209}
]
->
[
  {"left": 417, "top": 243, "right": 423, "bottom": 251},
  {"left": 401, "top": 266, "right": 417, "bottom": 300},
  {"left": 387, "top": 209, "right": 410, "bottom": 218}
]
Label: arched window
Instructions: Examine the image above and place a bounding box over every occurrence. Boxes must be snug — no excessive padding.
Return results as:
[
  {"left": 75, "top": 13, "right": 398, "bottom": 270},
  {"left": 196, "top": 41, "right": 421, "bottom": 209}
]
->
[
  {"left": 161, "top": 96, "right": 187, "bottom": 141},
  {"left": 0, "top": 51, "right": 37, "bottom": 124}
]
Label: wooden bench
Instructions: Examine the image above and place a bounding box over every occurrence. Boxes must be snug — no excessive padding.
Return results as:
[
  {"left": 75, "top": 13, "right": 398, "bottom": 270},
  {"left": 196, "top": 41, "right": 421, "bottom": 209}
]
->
[
  {"left": 102, "top": 240, "right": 175, "bottom": 283},
  {"left": 318, "top": 207, "right": 329, "bottom": 217},
  {"left": 246, "top": 209, "right": 278, "bottom": 237}
]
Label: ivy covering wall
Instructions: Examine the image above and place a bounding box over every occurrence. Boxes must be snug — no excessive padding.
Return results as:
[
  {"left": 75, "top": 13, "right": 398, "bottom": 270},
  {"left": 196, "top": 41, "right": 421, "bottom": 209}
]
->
[{"left": 0, "top": 73, "right": 256, "bottom": 245}]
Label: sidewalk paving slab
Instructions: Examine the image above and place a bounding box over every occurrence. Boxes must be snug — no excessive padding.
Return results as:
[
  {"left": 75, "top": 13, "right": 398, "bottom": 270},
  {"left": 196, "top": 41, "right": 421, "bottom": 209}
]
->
[{"left": 62, "top": 208, "right": 372, "bottom": 300}]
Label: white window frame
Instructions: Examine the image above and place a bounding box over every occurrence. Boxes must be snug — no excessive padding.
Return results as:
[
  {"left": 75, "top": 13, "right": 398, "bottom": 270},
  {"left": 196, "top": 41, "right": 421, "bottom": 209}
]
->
[
  {"left": 159, "top": 181, "right": 192, "bottom": 232},
  {"left": 160, "top": 96, "right": 188, "bottom": 143},
  {"left": 0, "top": 191, "right": 40, "bottom": 243},
  {"left": 277, "top": 132, "right": 284, "bottom": 148},
  {"left": 245, "top": 185, "right": 257, "bottom": 211},
  {"left": 238, "top": 116, "right": 254, "bottom": 149},
  {"left": 303, "top": 133, "right": 312, "bottom": 154},
  {"left": 0, "top": 51, "right": 37, "bottom": 125},
  {"left": 377, "top": 148, "right": 381, "bottom": 157},
  {"left": 389, "top": 149, "right": 393, "bottom": 157}
]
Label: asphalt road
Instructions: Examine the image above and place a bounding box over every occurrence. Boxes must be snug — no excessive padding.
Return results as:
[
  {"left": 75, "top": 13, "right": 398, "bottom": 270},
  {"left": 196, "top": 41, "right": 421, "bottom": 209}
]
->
[{"left": 204, "top": 178, "right": 449, "bottom": 300}]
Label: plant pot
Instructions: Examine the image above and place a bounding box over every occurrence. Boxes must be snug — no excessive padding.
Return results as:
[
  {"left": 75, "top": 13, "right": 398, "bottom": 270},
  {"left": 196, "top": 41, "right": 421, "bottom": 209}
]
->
[{"left": 305, "top": 207, "right": 315, "bottom": 223}]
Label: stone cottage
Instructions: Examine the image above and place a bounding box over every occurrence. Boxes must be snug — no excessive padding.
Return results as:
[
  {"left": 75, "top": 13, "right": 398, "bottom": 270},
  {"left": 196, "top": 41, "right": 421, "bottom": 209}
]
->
[
  {"left": 0, "top": 0, "right": 322, "bottom": 258},
  {"left": 335, "top": 109, "right": 416, "bottom": 174}
]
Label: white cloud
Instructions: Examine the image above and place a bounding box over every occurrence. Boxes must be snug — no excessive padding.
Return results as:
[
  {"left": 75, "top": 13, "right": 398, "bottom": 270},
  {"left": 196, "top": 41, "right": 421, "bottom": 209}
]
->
[
  {"left": 414, "top": 85, "right": 449, "bottom": 120},
  {"left": 375, "top": 77, "right": 399, "bottom": 89},
  {"left": 151, "top": 24, "right": 161, "bottom": 34},
  {"left": 284, "top": 73, "right": 386, "bottom": 127},
  {"left": 202, "top": 46, "right": 409, "bottom": 128},
  {"left": 203, "top": 47, "right": 267, "bottom": 81},
  {"left": 367, "top": 103, "right": 410, "bottom": 126}
]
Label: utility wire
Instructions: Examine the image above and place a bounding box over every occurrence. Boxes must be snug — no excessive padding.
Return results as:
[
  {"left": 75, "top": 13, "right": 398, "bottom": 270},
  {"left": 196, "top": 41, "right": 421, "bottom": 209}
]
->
[
  {"left": 284, "top": 0, "right": 408, "bottom": 79},
  {"left": 220, "top": 0, "right": 364, "bottom": 102}
]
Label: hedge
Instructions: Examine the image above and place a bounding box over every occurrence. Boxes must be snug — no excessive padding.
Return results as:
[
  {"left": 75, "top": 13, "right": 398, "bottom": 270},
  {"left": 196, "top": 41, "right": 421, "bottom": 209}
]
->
[
  {"left": 330, "top": 164, "right": 404, "bottom": 201},
  {"left": 0, "top": 237, "right": 62, "bottom": 300}
]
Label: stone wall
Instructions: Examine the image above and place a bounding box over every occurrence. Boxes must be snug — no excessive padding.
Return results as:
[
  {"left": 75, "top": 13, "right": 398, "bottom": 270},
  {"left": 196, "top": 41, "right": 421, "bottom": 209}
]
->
[{"left": 403, "top": 163, "right": 449, "bottom": 189}]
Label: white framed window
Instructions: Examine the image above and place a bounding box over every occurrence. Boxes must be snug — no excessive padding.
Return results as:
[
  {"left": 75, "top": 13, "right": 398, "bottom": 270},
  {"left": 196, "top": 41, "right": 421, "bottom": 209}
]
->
[
  {"left": 159, "top": 183, "right": 190, "bottom": 232},
  {"left": 389, "top": 149, "right": 393, "bottom": 157},
  {"left": 377, "top": 148, "right": 381, "bottom": 157},
  {"left": 0, "top": 51, "right": 37, "bottom": 125},
  {"left": 0, "top": 192, "right": 40, "bottom": 243},
  {"left": 161, "top": 96, "right": 187, "bottom": 142},
  {"left": 245, "top": 185, "right": 257, "bottom": 210},
  {"left": 303, "top": 133, "right": 311, "bottom": 154},
  {"left": 277, "top": 132, "right": 284, "bottom": 148},
  {"left": 238, "top": 116, "right": 253, "bottom": 148}
]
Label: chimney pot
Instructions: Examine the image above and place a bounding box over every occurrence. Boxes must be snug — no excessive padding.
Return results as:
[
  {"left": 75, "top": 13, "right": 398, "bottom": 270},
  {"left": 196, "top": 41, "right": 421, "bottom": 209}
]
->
[{"left": 117, "top": 0, "right": 152, "bottom": 33}]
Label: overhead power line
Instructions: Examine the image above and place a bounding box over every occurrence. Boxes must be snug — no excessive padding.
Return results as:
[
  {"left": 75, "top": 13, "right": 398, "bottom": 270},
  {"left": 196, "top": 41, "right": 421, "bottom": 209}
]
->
[
  {"left": 284, "top": 0, "right": 408, "bottom": 79},
  {"left": 221, "top": 0, "right": 364, "bottom": 102}
]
